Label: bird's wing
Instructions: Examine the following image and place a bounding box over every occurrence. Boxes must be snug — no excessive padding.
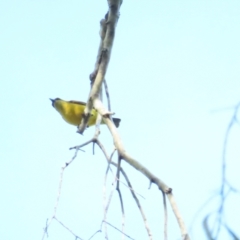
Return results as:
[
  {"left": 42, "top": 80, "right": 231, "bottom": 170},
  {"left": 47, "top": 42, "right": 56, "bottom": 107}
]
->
[{"left": 69, "top": 100, "right": 86, "bottom": 106}]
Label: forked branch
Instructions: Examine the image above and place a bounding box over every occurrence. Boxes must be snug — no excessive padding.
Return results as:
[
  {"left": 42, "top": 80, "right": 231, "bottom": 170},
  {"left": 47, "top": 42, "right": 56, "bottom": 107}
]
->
[{"left": 78, "top": 0, "right": 190, "bottom": 239}]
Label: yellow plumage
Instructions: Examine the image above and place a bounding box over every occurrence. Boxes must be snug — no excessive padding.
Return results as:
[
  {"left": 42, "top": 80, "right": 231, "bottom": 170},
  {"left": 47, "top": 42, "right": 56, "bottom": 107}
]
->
[{"left": 50, "top": 98, "right": 121, "bottom": 128}]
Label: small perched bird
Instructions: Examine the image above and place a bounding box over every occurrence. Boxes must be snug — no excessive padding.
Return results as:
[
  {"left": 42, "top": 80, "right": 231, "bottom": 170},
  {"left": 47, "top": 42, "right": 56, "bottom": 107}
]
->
[{"left": 50, "top": 98, "right": 121, "bottom": 128}]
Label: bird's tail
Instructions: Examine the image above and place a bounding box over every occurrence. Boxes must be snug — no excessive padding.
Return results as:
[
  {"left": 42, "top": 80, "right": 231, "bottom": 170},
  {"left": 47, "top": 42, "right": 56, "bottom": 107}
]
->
[{"left": 113, "top": 118, "right": 121, "bottom": 128}]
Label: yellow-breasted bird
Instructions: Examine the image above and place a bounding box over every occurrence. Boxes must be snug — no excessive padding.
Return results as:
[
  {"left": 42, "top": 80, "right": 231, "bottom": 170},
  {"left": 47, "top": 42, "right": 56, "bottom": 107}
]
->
[{"left": 50, "top": 98, "right": 121, "bottom": 128}]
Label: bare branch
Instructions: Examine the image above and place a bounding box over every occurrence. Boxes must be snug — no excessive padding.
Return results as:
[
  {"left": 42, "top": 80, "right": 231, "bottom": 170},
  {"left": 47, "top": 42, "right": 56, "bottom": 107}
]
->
[
  {"left": 120, "top": 168, "right": 153, "bottom": 239},
  {"left": 103, "top": 148, "right": 116, "bottom": 239},
  {"left": 54, "top": 216, "right": 83, "bottom": 240},
  {"left": 95, "top": 139, "right": 152, "bottom": 239},
  {"left": 162, "top": 191, "right": 168, "bottom": 240},
  {"left": 42, "top": 139, "right": 94, "bottom": 240},
  {"left": 167, "top": 193, "right": 190, "bottom": 239},
  {"left": 116, "top": 155, "right": 125, "bottom": 238},
  {"left": 88, "top": 229, "right": 102, "bottom": 240},
  {"left": 102, "top": 221, "right": 135, "bottom": 240},
  {"left": 44, "top": 1, "right": 191, "bottom": 239},
  {"left": 94, "top": 117, "right": 188, "bottom": 238},
  {"left": 191, "top": 102, "right": 240, "bottom": 239},
  {"left": 78, "top": 0, "right": 122, "bottom": 134}
]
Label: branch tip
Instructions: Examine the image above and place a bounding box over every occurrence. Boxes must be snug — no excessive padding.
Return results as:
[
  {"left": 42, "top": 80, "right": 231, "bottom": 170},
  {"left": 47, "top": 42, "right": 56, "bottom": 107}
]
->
[{"left": 166, "top": 188, "right": 172, "bottom": 194}]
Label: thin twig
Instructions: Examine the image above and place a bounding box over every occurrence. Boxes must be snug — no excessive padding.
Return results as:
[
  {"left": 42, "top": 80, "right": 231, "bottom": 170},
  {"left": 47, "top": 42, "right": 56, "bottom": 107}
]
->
[
  {"left": 189, "top": 192, "right": 218, "bottom": 238},
  {"left": 104, "top": 174, "right": 117, "bottom": 239},
  {"left": 54, "top": 216, "right": 83, "bottom": 240},
  {"left": 69, "top": 139, "right": 95, "bottom": 150},
  {"left": 120, "top": 169, "right": 153, "bottom": 239},
  {"left": 102, "top": 117, "right": 189, "bottom": 238},
  {"left": 117, "top": 187, "right": 125, "bottom": 240},
  {"left": 103, "top": 148, "right": 116, "bottom": 240},
  {"left": 115, "top": 154, "right": 125, "bottom": 239},
  {"left": 42, "top": 139, "right": 93, "bottom": 240},
  {"left": 88, "top": 229, "right": 102, "bottom": 240},
  {"left": 54, "top": 148, "right": 80, "bottom": 214},
  {"left": 95, "top": 139, "right": 152, "bottom": 238},
  {"left": 42, "top": 150, "right": 79, "bottom": 239},
  {"left": 103, "top": 79, "right": 111, "bottom": 112},
  {"left": 42, "top": 219, "right": 49, "bottom": 238},
  {"left": 102, "top": 221, "right": 135, "bottom": 240},
  {"left": 214, "top": 102, "right": 240, "bottom": 239},
  {"left": 95, "top": 139, "right": 146, "bottom": 199}
]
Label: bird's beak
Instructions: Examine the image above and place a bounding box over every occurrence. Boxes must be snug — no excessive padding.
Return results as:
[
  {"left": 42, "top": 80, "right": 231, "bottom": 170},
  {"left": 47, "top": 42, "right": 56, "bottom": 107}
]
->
[{"left": 49, "top": 98, "right": 55, "bottom": 107}]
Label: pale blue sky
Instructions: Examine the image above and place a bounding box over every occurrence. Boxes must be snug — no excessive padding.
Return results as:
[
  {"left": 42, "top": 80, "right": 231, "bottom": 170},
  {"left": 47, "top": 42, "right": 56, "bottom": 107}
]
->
[{"left": 1, "top": 1, "right": 240, "bottom": 239}]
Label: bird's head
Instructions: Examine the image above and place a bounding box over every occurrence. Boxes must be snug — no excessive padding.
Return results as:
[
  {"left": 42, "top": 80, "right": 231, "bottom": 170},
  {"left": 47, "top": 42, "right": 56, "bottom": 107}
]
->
[{"left": 49, "top": 98, "right": 62, "bottom": 107}]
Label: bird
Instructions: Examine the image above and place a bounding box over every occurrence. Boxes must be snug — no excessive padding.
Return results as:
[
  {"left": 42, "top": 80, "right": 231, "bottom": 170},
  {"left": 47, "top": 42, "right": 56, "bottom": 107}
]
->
[{"left": 50, "top": 98, "right": 121, "bottom": 128}]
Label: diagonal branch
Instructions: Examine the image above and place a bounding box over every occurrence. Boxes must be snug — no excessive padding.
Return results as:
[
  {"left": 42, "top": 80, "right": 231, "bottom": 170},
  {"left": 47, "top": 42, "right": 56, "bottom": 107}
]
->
[
  {"left": 93, "top": 107, "right": 190, "bottom": 240},
  {"left": 78, "top": 0, "right": 122, "bottom": 134},
  {"left": 57, "top": 1, "right": 190, "bottom": 239}
]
